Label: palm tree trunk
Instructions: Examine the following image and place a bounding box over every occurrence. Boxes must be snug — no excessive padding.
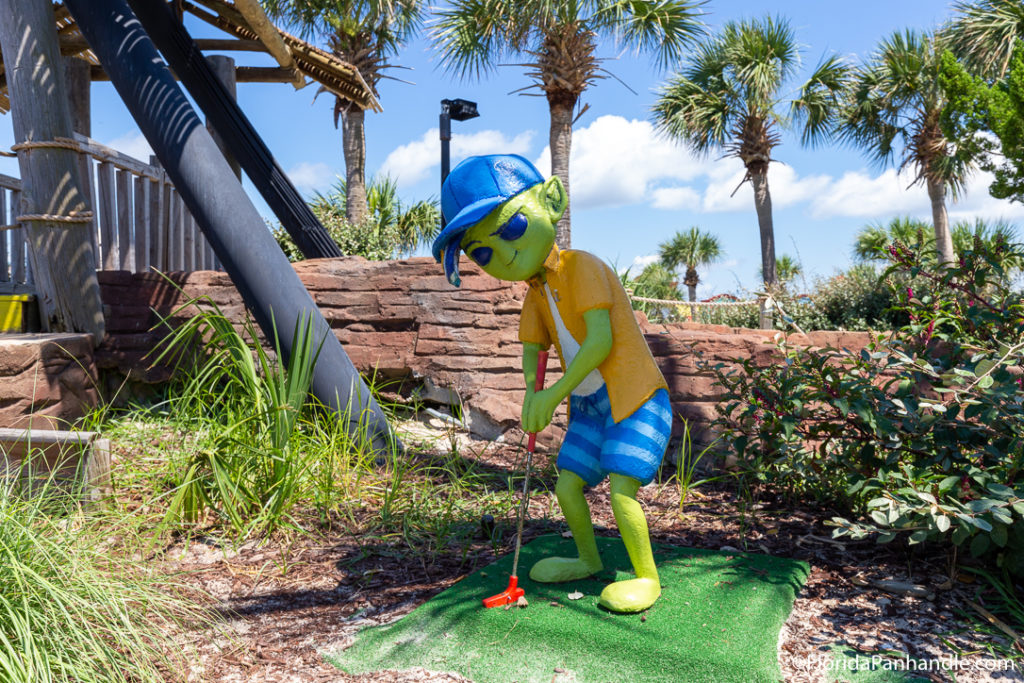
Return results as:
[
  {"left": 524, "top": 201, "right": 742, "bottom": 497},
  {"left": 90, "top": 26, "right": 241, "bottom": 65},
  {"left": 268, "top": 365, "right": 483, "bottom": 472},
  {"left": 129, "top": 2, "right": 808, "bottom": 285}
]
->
[
  {"left": 550, "top": 101, "right": 573, "bottom": 249},
  {"left": 685, "top": 265, "right": 698, "bottom": 302},
  {"left": 927, "top": 177, "right": 955, "bottom": 265},
  {"left": 749, "top": 164, "right": 777, "bottom": 288},
  {"left": 343, "top": 106, "right": 368, "bottom": 225}
]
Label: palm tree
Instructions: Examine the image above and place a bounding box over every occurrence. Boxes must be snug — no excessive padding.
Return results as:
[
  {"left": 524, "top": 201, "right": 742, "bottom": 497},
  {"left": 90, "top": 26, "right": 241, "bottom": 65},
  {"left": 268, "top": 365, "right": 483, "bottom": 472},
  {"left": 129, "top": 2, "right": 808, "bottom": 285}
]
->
[
  {"left": 658, "top": 226, "right": 722, "bottom": 301},
  {"left": 946, "top": 0, "right": 1024, "bottom": 79},
  {"left": 274, "top": 176, "right": 439, "bottom": 260},
  {"left": 838, "top": 30, "right": 976, "bottom": 266},
  {"left": 432, "top": 0, "right": 705, "bottom": 249},
  {"left": 774, "top": 254, "right": 802, "bottom": 285},
  {"left": 262, "top": 0, "right": 425, "bottom": 225},
  {"left": 951, "top": 217, "right": 1023, "bottom": 276},
  {"left": 652, "top": 15, "right": 850, "bottom": 288},
  {"left": 853, "top": 216, "right": 934, "bottom": 262},
  {"left": 756, "top": 254, "right": 803, "bottom": 285},
  {"left": 852, "top": 215, "right": 1022, "bottom": 276}
]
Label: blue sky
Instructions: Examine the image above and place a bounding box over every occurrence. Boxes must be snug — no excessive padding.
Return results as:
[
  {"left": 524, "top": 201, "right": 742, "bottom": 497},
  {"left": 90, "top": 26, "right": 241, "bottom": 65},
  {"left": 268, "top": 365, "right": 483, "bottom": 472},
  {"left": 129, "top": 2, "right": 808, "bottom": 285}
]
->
[{"left": 2, "top": 0, "right": 1021, "bottom": 297}]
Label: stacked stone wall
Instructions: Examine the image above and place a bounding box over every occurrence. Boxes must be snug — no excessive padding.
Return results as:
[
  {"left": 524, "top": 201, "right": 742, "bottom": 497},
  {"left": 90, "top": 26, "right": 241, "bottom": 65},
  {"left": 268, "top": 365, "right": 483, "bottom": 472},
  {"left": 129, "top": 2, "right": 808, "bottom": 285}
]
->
[{"left": 88, "top": 257, "right": 875, "bottom": 450}]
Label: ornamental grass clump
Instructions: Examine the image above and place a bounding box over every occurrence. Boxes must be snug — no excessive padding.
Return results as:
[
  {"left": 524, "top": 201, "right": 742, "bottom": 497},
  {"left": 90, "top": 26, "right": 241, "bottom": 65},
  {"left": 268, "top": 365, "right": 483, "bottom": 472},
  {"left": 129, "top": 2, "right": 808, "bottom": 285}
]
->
[
  {"left": 151, "top": 295, "right": 325, "bottom": 537},
  {"left": 705, "top": 237, "right": 1024, "bottom": 576},
  {"left": 0, "top": 467, "right": 203, "bottom": 683}
]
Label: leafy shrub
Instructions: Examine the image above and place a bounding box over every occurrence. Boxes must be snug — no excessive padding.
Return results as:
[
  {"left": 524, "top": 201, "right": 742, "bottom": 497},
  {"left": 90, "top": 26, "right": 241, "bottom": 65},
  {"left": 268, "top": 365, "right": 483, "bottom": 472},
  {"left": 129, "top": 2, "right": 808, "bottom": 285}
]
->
[
  {"left": 619, "top": 262, "right": 685, "bottom": 323},
  {"left": 692, "top": 264, "right": 913, "bottom": 332},
  {"left": 704, "top": 241, "right": 1024, "bottom": 575},
  {"left": 274, "top": 176, "right": 439, "bottom": 261}
]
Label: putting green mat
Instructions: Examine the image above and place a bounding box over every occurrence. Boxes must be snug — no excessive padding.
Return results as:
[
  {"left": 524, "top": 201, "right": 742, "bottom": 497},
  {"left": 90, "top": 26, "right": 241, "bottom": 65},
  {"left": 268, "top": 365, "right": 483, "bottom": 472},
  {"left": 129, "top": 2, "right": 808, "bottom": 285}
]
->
[{"left": 328, "top": 535, "right": 809, "bottom": 682}]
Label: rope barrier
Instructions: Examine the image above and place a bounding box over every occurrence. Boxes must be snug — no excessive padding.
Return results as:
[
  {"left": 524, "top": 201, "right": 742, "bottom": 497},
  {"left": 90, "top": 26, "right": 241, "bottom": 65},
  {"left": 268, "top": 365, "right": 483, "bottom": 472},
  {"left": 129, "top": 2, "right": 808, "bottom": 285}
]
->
[
  {"left": 3, "top": 139, "right": 95, "bottom": 227},
  {"left": 16, "top": 210, "right": 93, "bottom": 224},
  {"left": 630, "top": 295, "right": 761, "bottom": 308},
  {"left": 10, "top": 137, "right": 85, "bottom": 154}
]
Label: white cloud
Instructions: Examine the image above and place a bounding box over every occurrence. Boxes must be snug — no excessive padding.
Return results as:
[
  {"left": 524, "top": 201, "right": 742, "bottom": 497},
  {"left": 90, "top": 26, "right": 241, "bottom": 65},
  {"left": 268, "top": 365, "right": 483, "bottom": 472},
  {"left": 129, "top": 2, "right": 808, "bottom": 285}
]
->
[
  {"left": 651, "top": 185, "right": 702, "bottom": 211},
  {"left": 286, "top": 161, "right": 335, "bottom": 195},
  {"left": 702, "top": 160, "right": 833, "bottom": 213},
  {"left": 380, "top": 128, "right": 535, "bottom": 187},
  {"left": 534, "top": 115, "right": 699, "bottom": 210},
  {"left": 624, "top": 253, "right": 660, "bottom": 274},
  {"left": 809, "top": 168, "right": 927, "bottom": 218},
  {"left": 948, "top": 171, "right": 1024, "bottom": 223},
  {"left": 700, "top": 158, "right": 748, "bottom": 213},
  {"left": 102, "top": 131, "right": 153, "bottom": 164}
]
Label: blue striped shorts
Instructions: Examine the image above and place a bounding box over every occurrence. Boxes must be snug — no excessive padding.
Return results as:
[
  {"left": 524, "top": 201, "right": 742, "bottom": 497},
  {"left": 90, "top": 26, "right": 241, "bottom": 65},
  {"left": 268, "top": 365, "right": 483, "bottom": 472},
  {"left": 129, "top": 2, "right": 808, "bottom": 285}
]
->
[{"left": 557, "top": 385, "right": 673, "bottom": 487}]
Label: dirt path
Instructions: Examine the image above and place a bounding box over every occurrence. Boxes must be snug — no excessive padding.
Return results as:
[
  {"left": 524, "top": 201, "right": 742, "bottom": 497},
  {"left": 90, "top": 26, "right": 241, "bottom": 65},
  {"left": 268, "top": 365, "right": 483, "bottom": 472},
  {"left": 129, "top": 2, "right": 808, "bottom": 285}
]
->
[{"left": 157, "top": 434, "right": 1021, "bottom": 682}]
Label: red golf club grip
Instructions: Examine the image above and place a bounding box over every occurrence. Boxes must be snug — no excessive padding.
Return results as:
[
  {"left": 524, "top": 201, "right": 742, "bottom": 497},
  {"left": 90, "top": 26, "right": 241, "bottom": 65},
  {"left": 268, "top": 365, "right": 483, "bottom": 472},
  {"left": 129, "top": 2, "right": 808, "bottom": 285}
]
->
[{"left": 527, "top": 350, "right": 549, "bottom": 452}]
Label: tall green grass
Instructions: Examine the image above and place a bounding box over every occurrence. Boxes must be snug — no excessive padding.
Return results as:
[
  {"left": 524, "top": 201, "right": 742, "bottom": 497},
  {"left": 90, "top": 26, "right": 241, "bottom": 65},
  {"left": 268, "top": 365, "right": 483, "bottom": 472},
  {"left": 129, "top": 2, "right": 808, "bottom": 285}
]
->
[
  {"left": 151, "top": 297, "right": 325, "bottom": 535},
  {"left": 0, "top": 461, "right": 205, "bottom": 683},
  {"left": 142, "top": 294, "right": 533, "bottom": 552}
]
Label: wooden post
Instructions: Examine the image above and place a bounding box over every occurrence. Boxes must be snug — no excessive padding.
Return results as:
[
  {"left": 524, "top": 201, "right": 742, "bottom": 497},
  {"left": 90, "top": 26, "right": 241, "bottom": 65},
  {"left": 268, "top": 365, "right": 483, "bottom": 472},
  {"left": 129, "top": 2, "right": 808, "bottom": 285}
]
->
[
  {"left": 133, "top": 176, "right": 148, "bottom": 272},
  {"left": 63, "top": 56, "right": 91, "bottom": 137},
  {"left": 0, "top": 0, "right": 104, "bottom": 340},
  {"left": 116, "top": 169, "right": 132, "bottom": 270},
  {"left": 0, "top": 189, "right": 8, "bottom": 282},
  {"left": 205, "top": 55, "right": 242, "bottom": 180},
  {"left": 97, "top": 161, "right": 116, "bottom": 269}
]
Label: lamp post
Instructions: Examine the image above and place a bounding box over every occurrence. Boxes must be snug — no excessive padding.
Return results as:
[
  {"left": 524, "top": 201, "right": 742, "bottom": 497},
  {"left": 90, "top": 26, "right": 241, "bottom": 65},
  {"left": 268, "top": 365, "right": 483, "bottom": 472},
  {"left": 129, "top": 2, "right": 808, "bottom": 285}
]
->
[{"left": 440, "top": 98, "right": 479, "bottom": 228}]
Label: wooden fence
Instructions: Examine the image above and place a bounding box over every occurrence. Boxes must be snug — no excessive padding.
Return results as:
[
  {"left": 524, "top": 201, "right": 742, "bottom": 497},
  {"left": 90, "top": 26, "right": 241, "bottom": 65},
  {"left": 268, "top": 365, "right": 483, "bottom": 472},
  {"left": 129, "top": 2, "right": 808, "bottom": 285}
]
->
[
  {"left": 0, "top": 172, "right": 30, "bottom": 293},
  {"left": 0, "top": 133, "right": 221, "bottom": 294}
]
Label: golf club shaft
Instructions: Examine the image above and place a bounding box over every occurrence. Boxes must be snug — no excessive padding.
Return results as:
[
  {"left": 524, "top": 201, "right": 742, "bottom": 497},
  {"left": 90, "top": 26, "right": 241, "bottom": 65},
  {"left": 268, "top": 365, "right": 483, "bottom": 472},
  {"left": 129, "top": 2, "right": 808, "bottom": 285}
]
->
[{"left": 511, "top": 350, "right": 549, "bottom": 579}]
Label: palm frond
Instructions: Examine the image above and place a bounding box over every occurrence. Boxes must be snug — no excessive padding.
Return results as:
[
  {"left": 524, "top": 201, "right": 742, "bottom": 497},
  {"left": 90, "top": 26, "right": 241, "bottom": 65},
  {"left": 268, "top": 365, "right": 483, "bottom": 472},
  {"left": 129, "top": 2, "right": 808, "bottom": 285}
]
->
[
  {"left": 839, "top": 28, "right": 977, "bottom": 191},
  {"left": 947, "top": 0, "right": 1024, "bottom": 78},
  {"left": 792, "top": 54, "right": 853, "bottom": 147},
  {"left": 592, "top": 0, "right": 706, "bottom": 70},
  {"left": 652, "top": 73, "right": 737, "bottom": 154},
  {"left": 430, "top": 0, "right": 536, "bottom": 79},
  {"left": 658, "top": 226, "right": 723, "bottom": 271}
]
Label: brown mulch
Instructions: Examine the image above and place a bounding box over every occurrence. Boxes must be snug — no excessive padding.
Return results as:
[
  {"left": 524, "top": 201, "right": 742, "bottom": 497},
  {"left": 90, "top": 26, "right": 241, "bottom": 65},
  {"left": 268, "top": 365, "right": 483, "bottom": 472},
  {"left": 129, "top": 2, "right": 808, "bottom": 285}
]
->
[{"left": 149, "top": 431, "right": 1023, "bottom": 683}]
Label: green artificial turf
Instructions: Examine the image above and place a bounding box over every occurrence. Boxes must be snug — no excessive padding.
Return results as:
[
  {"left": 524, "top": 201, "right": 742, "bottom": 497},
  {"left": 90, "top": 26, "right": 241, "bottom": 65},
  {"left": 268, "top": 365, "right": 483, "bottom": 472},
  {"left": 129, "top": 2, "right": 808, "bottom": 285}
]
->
[{"left": 327, "top": 535, "right": 809, "bottom": 682}]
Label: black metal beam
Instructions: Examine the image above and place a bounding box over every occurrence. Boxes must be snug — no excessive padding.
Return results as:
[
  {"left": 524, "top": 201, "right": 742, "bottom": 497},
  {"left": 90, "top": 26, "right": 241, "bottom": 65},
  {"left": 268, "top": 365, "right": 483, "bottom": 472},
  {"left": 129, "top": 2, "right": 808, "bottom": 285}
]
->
[
  {"left": 126, "top": 0, "right": 342, "bottom": 260},
  {"left": 65, "top": 0, "right": 397, "bottom": 454}
]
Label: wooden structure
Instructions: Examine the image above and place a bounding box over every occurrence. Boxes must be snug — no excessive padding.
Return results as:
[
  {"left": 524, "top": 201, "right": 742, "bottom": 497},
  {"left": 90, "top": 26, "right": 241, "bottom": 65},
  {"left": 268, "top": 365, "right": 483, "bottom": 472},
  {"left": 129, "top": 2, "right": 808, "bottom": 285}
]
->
[
  {"left": 0, "top": 428, "right": 111, "bottom": 502},
  {"left": 0, "top": 134, "right": 220, "bottom": 293},
  {"left": 0, "top": 0, "right": 383, "bottom": 286},
  {"left": 0, "top": 1, "right": 381, "bottom": 115}
]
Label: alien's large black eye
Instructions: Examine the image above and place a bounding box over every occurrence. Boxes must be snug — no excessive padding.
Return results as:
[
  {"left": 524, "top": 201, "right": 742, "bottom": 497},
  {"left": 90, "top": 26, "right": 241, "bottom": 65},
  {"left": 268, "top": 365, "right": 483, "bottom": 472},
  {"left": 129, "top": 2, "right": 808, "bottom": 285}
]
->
[
  {"left": 470, "top": 246, "right": 493, "bottom": 266},
  {"left": 496, "top": 212, "right": 528, "bottom": 241}
]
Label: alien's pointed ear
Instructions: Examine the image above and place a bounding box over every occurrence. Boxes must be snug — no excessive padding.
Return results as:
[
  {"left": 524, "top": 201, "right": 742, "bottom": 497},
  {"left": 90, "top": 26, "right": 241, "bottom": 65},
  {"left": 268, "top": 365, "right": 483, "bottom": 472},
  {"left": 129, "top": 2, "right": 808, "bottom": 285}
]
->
[{"left": 542, "top": 175, "right": 568, "bottom": 223}]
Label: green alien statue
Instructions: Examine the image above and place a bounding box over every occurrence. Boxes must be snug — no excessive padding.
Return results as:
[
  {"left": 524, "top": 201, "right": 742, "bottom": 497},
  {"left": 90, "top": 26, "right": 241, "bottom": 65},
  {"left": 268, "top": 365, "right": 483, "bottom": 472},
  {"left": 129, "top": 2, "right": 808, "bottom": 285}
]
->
[{"left": 432, "top": 155, "right": 673, "bottom": 613}]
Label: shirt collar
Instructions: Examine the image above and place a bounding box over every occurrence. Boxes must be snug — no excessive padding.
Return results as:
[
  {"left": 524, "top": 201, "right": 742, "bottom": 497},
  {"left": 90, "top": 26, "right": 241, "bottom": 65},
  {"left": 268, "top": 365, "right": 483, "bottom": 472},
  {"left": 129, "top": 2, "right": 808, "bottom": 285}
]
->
[{"left": 528, "top": 245, "right": 562, "bottom": 288}]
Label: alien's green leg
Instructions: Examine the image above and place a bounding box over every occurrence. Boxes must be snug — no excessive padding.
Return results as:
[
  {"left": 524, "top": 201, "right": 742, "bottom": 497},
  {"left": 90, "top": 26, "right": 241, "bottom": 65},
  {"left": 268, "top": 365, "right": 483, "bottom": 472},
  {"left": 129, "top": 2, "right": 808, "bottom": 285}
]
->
[
  {"left": 599, "top": 473, "right": 661, "bottom": 613},
  {"left": 529, "top": 470, "right": 603, "bottom": 583}
]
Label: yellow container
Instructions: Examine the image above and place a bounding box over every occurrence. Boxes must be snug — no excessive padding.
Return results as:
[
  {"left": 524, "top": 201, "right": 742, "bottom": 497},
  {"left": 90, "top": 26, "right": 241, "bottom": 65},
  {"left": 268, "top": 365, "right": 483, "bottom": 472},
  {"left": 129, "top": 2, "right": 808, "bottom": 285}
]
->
[{"left": 0, "top": 294, "right": 34, "bottom": 333}]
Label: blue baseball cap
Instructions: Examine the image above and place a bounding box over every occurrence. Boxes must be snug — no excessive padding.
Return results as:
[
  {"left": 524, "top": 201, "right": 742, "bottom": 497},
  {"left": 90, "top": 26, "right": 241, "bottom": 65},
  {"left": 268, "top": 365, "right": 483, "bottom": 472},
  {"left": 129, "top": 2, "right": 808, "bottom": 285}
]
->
[{"left": 432, "top": 154, "right": 544, "bottom": 287}]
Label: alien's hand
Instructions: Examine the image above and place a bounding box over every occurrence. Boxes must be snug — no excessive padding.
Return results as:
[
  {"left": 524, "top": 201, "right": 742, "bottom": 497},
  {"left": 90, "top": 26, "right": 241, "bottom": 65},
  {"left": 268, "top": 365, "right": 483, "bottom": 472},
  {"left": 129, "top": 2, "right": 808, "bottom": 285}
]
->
[{"left": 524, "top": 387, "right": 561, "bottom": 434}]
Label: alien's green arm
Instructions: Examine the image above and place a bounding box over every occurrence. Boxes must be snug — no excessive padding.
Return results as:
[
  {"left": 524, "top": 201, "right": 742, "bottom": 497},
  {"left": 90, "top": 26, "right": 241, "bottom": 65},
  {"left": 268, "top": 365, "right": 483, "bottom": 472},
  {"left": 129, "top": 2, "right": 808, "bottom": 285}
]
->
[
  {"left": 522, "top": 342, "right": 543, "bottom": 394},
  {"left": 521, "top": 308, "right": 612, "bottom": 433}
]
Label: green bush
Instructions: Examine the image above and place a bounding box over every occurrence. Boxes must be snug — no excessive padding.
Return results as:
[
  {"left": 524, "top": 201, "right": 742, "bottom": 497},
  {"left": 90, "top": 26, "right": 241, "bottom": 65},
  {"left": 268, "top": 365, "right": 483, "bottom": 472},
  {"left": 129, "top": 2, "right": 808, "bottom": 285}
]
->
[
  {"left": 274, "top": 176, "right": 439, "bottom": 261},
  {"left": 691, "top": 264, "right": 913, "bottom": 331},
  {"left": 704, "top": 240, "right": 1024, "bottom": 575}
]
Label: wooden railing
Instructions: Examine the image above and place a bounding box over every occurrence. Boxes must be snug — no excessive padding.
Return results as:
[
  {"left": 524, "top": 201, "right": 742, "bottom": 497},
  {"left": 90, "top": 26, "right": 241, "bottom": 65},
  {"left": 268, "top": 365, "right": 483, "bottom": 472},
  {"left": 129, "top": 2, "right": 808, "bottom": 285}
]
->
[
  {"left": 0, "top": 134, "right": 222, "bottom": 294},
  {"left": 0, "top": 172, "right": 31, "bottom": 293}
]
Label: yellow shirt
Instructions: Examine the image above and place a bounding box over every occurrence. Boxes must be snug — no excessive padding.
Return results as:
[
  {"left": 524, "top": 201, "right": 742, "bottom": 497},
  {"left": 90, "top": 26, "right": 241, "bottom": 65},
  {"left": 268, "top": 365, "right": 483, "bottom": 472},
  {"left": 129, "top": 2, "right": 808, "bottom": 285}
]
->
[{"left": 518, "top": 247, "right": 668, "bottom": 423}]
